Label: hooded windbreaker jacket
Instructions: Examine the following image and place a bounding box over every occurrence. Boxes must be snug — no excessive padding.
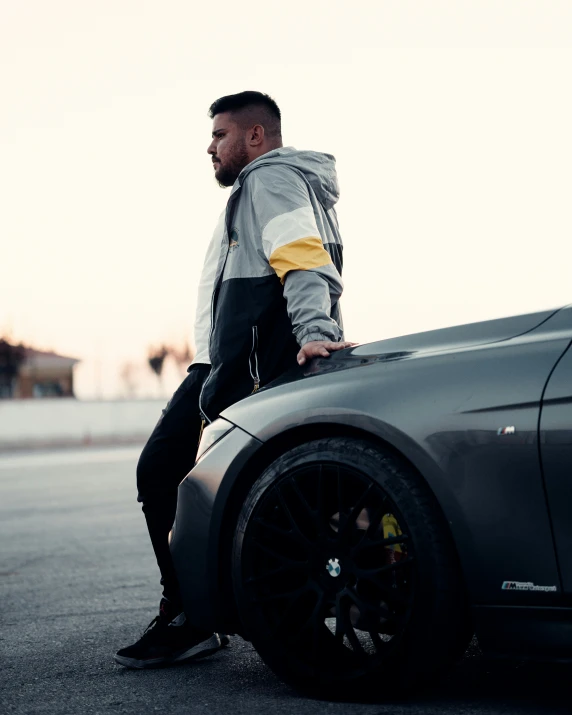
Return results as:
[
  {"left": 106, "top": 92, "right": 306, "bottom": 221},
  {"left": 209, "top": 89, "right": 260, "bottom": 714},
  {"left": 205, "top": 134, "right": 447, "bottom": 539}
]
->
[{"left": 194, "top": 147, "right": 344, "bottom": 423}]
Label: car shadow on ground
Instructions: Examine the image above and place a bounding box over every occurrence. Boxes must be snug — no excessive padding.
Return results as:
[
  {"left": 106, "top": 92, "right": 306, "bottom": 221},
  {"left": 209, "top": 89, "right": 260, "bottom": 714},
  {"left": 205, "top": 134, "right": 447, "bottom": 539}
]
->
[
  {"left": 334, "top": 640, "right": 572, "bottom": 712},
  {"left": 113, "top": 638, "right": 572, "bottom": 713}
]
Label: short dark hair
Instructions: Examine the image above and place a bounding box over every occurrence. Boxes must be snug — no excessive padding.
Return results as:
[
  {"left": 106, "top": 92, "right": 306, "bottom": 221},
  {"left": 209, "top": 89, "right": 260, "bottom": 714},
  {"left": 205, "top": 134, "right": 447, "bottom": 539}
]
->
[{"left": 208, "top": 91, "right": 282, "bottom": 138}]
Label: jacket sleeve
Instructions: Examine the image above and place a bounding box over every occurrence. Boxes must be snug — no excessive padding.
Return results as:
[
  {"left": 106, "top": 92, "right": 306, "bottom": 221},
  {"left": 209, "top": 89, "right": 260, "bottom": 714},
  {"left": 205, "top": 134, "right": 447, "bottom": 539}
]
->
[{"left": 250, "top": 167, "right": 344, "bottom": 347}]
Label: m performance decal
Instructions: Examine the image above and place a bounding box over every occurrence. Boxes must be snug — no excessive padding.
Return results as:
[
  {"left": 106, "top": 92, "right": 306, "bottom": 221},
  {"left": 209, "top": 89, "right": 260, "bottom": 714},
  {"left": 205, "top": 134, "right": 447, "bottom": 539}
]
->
[{"left": 501, "top": 581, "right": 557, "bottom": 592}]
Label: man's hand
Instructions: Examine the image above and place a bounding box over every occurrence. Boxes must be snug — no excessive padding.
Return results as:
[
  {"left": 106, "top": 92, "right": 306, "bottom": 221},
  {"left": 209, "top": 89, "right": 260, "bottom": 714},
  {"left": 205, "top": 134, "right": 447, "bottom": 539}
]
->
[{"left": 297, "top": 340, "right": 357, "bottom": 366}]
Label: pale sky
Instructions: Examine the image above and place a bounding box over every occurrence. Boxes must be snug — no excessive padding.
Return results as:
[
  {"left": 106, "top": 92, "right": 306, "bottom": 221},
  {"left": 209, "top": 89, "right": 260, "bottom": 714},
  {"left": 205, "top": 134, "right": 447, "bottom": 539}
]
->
[{"left": 2, "top": 1, "right": 571, "bottom": 399}]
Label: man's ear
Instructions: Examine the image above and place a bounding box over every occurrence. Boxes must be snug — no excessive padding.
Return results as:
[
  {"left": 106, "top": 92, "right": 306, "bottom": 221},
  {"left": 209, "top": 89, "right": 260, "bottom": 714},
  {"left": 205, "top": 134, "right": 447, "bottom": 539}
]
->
[{"left": 248, "top": 124, "right": 265, "bottom": 147}]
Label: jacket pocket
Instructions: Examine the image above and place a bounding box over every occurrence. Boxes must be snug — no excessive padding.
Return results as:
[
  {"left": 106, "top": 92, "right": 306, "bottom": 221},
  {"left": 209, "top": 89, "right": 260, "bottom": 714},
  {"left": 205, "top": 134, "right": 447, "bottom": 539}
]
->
[{"left": 249, "top": 325, "right": 261, "bottom": 393}]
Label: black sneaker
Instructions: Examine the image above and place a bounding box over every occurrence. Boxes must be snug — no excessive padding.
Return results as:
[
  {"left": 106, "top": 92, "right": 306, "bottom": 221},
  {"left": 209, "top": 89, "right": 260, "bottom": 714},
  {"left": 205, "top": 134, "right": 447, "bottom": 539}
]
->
[{"left": 114, "top": 599, "right": 222, "bottom": 669}]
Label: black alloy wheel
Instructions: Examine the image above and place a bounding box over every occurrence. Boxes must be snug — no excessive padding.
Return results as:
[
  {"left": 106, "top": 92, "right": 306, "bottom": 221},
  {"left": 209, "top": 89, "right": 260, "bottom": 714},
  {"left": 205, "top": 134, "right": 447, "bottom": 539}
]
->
[{"left": 232, "top": 438, "right": 471, "bottom": 696}]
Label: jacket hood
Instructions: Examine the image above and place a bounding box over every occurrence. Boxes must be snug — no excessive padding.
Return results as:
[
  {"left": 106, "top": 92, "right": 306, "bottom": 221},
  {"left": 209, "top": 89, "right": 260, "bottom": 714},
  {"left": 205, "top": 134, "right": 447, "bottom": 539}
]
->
[{"left": 239, "top": 147, "right": 340, "bottom": 211}]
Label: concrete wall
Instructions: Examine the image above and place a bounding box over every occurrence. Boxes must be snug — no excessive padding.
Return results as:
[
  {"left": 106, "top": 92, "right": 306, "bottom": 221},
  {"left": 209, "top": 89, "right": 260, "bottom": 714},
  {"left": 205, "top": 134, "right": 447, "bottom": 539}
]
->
[{"left": 0, "top": 398, "right": 166, "bottom": 451}]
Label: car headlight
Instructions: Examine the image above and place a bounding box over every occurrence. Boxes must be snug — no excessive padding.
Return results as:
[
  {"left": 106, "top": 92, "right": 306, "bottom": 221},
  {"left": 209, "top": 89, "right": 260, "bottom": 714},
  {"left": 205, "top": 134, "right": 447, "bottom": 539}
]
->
[{"left": 196, "top": 418, "right": 235, "bottom": 463}]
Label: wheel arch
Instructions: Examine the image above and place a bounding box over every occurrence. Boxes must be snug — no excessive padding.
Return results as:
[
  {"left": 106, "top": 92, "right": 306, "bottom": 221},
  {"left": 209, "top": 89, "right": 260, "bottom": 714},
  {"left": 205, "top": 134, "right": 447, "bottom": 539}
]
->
[{"left": 215, "top": 418, "right": 471, "bottom": 636}]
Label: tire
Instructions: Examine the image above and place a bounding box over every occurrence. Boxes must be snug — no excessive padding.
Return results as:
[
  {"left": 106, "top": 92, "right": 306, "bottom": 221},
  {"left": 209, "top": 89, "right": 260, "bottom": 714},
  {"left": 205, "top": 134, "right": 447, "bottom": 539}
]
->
[{"left": 232, "top": 437, "right": 471, "bottom": 697}]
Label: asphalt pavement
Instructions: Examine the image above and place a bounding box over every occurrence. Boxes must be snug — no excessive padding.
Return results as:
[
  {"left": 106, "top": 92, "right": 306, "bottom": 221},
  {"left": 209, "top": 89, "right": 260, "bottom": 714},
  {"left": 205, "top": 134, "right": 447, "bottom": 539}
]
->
[{"left": 1, "top": 446, "right": 571, "bottom": 715}]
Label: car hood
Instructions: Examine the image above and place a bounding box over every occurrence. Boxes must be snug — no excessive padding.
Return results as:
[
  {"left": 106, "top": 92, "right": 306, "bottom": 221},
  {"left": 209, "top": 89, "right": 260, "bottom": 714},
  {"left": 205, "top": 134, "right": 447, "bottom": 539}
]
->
[{"left": 226, "top": 306, "right": 564, "bottom": 399}]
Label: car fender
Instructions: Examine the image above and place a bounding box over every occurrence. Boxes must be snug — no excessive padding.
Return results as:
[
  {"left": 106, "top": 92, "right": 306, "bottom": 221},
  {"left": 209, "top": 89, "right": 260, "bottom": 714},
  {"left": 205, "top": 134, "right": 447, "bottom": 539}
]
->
[{"left": 223, "top": 334, "right": 568, "bottom": 605}]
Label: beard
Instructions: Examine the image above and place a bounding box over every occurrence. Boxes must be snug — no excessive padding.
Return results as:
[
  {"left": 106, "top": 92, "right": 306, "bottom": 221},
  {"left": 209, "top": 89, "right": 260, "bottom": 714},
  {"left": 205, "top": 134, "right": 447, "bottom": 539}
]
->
[{"left": 214, "top": 137, "right": 249, "bottom": 188}]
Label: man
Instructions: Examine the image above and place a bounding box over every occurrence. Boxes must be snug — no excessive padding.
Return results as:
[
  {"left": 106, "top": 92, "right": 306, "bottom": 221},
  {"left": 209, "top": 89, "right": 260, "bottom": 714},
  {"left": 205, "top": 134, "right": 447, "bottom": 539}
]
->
[{"left": 114, "top": 91, "right": 350, "bottom": 669}]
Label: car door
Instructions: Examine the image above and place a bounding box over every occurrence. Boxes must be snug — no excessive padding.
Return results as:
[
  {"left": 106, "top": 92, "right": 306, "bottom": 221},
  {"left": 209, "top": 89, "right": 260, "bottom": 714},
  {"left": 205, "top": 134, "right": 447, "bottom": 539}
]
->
[{"left": 540, "top": 339, "right": 572, "bottom": 594}]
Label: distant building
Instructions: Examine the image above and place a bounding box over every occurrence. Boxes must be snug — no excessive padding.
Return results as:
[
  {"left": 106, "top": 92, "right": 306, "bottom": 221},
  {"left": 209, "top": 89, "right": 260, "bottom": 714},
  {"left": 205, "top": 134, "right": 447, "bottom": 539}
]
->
[{"left": 0, "top": 340, "right": 80, "bottom": 399}]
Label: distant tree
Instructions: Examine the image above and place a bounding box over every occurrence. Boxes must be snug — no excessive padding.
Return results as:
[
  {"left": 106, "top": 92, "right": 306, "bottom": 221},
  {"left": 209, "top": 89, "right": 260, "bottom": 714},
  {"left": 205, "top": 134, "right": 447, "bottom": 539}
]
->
[{"left": 147, "top": 345, "right": 169, "bottom": 378}]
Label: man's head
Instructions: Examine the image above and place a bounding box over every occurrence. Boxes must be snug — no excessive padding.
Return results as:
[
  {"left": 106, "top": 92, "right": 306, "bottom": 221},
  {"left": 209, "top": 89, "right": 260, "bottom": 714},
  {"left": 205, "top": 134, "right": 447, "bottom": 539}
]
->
[{"left": 207, "top": 91, "right": 282, "bottom": 188}]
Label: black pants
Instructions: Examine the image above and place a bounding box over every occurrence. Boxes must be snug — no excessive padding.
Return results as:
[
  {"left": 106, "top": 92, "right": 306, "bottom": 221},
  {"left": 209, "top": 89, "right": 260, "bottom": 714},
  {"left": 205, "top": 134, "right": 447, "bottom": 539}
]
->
[{"left": 136, "top": 364, "right": 210, "bottom": 610}]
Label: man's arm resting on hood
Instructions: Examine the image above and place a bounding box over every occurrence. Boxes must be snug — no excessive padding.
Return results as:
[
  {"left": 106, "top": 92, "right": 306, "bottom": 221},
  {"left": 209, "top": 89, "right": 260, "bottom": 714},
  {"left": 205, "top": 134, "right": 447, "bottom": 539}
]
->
[
  {"left": 281, "top": 264, "right": 343, "bottom": 345},
  {"left": 282, "top": 267, "right": 352, "bottom": 365},
  {"left": 249, "top": 165, "right": 347, "bottom": 361}
]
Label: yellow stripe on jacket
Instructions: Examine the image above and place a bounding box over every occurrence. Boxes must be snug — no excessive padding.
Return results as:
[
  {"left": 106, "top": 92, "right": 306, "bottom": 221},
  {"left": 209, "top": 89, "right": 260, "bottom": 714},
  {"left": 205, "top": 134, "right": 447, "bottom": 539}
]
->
[{"left": 269, "top": 236, "right": 332, "bottom": 284}]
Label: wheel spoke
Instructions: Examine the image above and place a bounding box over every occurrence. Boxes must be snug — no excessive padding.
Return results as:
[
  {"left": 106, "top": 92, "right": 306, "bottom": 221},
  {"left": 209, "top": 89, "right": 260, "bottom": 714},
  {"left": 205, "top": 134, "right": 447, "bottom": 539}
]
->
[
  {"left": 253, "top": 516, "right": 306, "bottom": 545},
  {"left": 291, "top": 590, "right": 326, "bottom": 651},
  {"left": 336, "top": 465, "right": 344, "bottom": 529},
  {"left": 309, "top": 600, "right": 333, "bottom": 664},
  {"left": 352, "top": 534, "right": 410, "bottom": 568},
  {"left": 334, "top": 596, "right": 345, "bottom": 641},
  {"left": 274, "top": 486, "right": 310, "bottom": 544},
  {"left": 339, "top": 599, "right": 366, "bottom": 657},
  {"left": 317, "top": 464, "right": 327, "bottom": 525},
  {"left": 245, "top": 562, "right": 307, "bottom": 585},
  {"left": 357, "top": 555, "right": 414, "bottom": 578},
  {"left": 365, "top": 505, "right": 385, "bottom": 539},
  {"left": 354, "top": 502, "right": 385, "bottom": 547},
  {"left": 338, "top": 483, "right": 373, "bottom": 542},
  {"left": 357, "top": 576, "right": 409, "bottom": 606},
  {"left": 251, "top": 537, "right": 307, "bottom": 565},
  {"left": 333, "top": 591, "right": 364, "bottom": 654},
  {"left": 253, "top": 589, "right": 302, "bottom": 604},
  {"left": 348, "top": 589, "right": 393, "bottom": 622},
  {"left": 368, "top": 629, "right": 386, "bottom": 653},
  {"left": 267, "top": 586, "right": 313, "bottom": 636},
  {"left": 290, "top": 478, "right": 316, "bottom": 522}
]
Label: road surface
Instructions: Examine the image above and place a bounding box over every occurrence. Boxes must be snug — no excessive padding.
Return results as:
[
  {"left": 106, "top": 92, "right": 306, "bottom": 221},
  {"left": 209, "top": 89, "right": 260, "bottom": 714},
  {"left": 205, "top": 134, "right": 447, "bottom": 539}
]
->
[{"left": 1, "top": 446, "right": 570, "bottom": 714}]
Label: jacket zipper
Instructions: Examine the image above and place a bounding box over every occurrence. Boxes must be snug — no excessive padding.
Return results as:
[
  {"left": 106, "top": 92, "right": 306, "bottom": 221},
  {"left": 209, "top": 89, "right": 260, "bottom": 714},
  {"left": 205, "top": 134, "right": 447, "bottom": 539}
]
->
[
  {"left": 198, "top": 283, "right": 218, "bottom": 425},
  {"left": 249, "top": 325, "right": 261, "bottom": 393},
  {"left": 198, "top": 287, "right": 218, "bottom": 424},
  {"left": 198, "top": 189, "right": 240, "bottom": 424}
]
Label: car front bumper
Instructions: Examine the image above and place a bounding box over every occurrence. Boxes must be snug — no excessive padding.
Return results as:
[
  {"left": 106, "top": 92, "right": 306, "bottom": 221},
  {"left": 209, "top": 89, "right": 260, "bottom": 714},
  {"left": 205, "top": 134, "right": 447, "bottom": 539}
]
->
[{"left": 169, "top": 424, "right": 262, "bottom": 632}]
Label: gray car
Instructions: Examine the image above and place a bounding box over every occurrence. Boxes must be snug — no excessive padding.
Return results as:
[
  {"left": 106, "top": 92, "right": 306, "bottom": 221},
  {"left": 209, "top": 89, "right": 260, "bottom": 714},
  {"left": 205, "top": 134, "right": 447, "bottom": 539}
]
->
[{"left": 170, "top": 305, "right": 572, "bottom": 695}]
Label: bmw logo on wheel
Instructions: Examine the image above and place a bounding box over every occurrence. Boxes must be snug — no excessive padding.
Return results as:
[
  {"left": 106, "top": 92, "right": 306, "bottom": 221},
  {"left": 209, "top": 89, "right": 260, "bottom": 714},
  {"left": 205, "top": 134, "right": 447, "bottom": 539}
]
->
[{"left": 327, "top": 558, "right": 341, "bottom": 577}]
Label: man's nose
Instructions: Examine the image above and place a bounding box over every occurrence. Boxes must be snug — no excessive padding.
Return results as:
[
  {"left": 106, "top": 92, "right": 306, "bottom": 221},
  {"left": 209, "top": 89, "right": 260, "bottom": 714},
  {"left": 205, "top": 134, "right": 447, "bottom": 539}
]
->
[{"left": 207, "top": 140, "right": 216, "bottom": 155}]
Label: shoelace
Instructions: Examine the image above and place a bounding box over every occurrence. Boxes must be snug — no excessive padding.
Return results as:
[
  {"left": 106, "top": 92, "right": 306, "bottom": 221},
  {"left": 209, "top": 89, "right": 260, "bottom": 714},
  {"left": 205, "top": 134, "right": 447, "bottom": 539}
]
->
[{"left": 138, "top": 615, "right": 165, "bottom": 642}]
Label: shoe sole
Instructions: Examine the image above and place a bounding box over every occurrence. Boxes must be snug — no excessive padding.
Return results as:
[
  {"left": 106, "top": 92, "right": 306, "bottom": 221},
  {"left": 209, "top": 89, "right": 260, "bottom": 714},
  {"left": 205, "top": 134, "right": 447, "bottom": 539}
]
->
[
  {"left": 173, "top": 634, "right": 222, "bottom": 663},
  {"left": 114, "top": 634, "right": 222, "bottom": 669}
]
